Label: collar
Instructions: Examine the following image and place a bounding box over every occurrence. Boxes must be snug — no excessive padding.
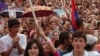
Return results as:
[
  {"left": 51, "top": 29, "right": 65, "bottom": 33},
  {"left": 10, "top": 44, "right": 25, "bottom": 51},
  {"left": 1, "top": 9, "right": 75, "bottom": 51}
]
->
[{"left": 70, "top": 50, "right": 89, "bottom": 56}]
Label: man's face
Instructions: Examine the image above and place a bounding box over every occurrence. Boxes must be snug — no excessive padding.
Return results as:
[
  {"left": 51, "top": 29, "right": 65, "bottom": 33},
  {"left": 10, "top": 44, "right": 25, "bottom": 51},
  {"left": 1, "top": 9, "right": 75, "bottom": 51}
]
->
[
  {"left": 28, "top": 24, "right": 34, "bottom": 30},
  {"left": 44, "top": 27, "right": 51, "bottom": 35},
  {"left": 72, "top": 37, "right": 86, "bottom": 51},
  {"left": 10, "top": 25, "right": 20, "bottom": 34}
]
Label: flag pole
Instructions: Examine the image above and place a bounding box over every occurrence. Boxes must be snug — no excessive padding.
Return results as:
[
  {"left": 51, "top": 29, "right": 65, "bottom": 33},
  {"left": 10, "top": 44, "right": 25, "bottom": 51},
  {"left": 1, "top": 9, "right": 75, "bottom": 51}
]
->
[
  {"left": 63, "top": 0, "right": 65, "bottom": 8},
  {"left": 28, "top": 0, "right": 38, "bottom": 26},
  {"left": 61, "top": 0, "right": 63, "bottom": 9}
]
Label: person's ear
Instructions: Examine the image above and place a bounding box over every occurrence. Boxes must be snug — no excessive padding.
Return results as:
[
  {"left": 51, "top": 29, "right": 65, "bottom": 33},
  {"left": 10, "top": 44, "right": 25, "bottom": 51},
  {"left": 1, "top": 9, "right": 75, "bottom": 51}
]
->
[
  {"left": 84, "top": 42, "right": 87, "bottom": 47},
  {"left": 71, "top": 41, "right": 74, "bottom": 46},
  {"left": 8, "top": 28, "right": 11, "bottom": 31},
  {"left": 64, "top": 40, "right": 69, "bottom": 44}
]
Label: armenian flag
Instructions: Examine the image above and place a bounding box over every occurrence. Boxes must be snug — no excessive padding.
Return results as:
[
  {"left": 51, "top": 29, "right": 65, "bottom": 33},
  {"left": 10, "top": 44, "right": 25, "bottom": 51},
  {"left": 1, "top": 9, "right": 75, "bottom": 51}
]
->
[{"left": 71, "top": 0, "right": 79, "bottom": 31}]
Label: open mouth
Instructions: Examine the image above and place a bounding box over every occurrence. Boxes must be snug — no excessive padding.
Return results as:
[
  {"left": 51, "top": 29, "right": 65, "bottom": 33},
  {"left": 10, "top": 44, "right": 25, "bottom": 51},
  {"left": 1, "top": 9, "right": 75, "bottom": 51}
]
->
[{"left": 76, "top": 46, "right": 80, "bottom": 49}]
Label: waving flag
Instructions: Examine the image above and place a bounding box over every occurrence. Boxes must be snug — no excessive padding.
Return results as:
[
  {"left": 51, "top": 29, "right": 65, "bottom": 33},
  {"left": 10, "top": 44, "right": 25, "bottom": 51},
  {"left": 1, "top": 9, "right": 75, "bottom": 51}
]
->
[{"left": 71, "top": 0, "right": 79, "bottom": 31}]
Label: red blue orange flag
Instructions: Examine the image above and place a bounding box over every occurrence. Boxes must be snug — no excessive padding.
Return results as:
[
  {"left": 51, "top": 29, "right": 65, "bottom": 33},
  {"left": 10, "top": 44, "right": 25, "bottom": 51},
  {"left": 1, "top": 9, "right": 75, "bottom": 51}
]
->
[{"left": 71, "top": 0, "right": 79, "bottom": 31}]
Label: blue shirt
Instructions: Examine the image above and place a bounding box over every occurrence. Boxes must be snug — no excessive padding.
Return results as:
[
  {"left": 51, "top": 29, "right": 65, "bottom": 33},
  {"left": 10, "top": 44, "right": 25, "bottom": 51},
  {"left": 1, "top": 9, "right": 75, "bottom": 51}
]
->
[{"left": 57, "top": 49, "right": 69, "bottom": 56}]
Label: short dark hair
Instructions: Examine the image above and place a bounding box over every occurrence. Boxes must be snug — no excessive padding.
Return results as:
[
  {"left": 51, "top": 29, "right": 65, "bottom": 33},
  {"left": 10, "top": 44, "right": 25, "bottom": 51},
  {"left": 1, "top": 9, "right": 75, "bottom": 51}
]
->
[
  {"left": 59, "top": 32, "right": 70, "bottom": 44},
  {"left": 76, "top": 19, "right": 84, "bottom": 27},
  {"left": 8, "top": 19, "right": 20, "bottom": 28},
  {"left": 97, "top": 22, "right": 100, "bottom": 29},
  {"left": 72, "top": 31, "right": 87, "bottom": 43},
  {"left": 24, "top": 39, "right": 45, "bottom": 56}
]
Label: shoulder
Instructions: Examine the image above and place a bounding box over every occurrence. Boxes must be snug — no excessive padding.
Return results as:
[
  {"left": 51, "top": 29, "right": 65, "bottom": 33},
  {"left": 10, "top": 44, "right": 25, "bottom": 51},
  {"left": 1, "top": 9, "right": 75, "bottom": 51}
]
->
[
  {"left": 17, "top": 33, "right": 26, "bottom": 38},
  {"left": 63, "top": 52, "right": 72, "bottom": 56},
  {"left": 88, "top": 51, "right": 100, "bottom": 56},
  {"left": 53, "top": 50, "right": 60, "bottom": 56},
  {"left": 94, "top": 30, "right": 98, "bottom": 34},
  {"left": 0, "top": 34, "right": 9, "bottom": 40},
  {"left": 17, "top": 33, "right": 27, "bottom": 42}
]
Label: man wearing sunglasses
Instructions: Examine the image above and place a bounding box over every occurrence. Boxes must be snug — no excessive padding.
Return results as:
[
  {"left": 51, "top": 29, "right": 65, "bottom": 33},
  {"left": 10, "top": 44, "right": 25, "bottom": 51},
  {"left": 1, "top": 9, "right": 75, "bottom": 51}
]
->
[{"left": 0, "top": 19, "right": 27, "bottom": 56}]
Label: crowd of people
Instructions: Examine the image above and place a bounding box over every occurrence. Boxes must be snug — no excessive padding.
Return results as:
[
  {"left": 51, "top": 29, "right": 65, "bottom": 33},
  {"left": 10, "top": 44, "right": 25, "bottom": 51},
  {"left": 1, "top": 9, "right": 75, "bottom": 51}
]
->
[{"left": 0, "top": 0, "right": 100, "bottom": 56}]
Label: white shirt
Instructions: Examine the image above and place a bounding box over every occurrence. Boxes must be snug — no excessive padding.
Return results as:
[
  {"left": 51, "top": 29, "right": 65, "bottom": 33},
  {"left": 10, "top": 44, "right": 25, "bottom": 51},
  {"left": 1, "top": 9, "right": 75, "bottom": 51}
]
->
[
  {"left": 63, "top": 50, "right": 89, "bottom": 56},
  {"left": 94, "top": 30, "right": 98, "bottom": 37},
  {"left": 0, "top": 33, "right": 27, "bottom": 56},
  {"left": 0, "top": 39, "right": 6, "bottom": 53}
]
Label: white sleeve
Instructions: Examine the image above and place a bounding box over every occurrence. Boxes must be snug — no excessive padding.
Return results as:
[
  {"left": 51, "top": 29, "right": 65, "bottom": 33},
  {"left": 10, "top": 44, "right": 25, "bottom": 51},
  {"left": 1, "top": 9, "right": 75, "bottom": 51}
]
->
[
  {"left": 0, "top": 39, "right": 4, "bottom": 53},
  {"left": 19, "top": 34, "right": 27, "bottom": 50},
  {"left": 0, "top": 38, "right": 7, "bottom": 53}
]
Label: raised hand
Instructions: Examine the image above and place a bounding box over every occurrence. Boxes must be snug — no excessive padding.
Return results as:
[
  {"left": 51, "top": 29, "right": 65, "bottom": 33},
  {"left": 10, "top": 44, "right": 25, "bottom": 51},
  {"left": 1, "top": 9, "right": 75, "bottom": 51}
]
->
[{"left": 12, "top": 37, "right": 19, "bottom": 47}]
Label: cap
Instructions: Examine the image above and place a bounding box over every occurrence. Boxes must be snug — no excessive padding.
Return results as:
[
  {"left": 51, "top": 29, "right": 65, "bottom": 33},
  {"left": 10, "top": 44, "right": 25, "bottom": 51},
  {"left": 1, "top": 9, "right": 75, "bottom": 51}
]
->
[{"left": 86, "top": 35, "right": 98, "bottom": 45}]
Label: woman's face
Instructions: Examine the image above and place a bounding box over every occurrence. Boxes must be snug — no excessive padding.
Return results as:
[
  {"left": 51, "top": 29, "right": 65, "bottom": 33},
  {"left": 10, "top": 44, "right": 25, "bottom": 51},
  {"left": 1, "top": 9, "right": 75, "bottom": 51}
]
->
[
  {"left": 52, "top": 32, "right": 59, "bottom": 40},
  {"left": 87, "top": 28, "right": 95, "bottom": 34},
  {"left": 72, "top": 38, "right": 86, "bottom": 51},
  {"left": 28, "top": 43, "right": 39, "bottom": 56},
  {"left": 50, "top": 22, "right": 56, "bottom": 30},
  {"left": 42, "top": 41, "right": 50, "bottom": 53}
]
